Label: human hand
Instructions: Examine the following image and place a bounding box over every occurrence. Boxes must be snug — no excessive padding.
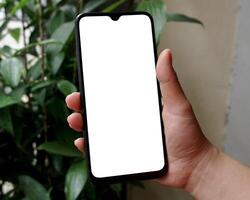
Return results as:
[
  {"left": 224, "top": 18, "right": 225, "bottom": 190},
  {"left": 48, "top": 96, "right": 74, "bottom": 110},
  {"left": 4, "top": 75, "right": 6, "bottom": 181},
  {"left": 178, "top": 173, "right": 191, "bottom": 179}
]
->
[{"left": 65, "top": 49, "right": 215, "bottom": 190}]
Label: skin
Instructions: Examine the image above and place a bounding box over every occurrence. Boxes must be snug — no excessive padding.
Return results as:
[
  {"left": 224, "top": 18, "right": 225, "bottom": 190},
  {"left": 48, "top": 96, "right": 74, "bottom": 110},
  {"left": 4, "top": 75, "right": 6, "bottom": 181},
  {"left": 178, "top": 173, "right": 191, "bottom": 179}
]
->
[{"left": 65, "top": 49, "right": 250, "bottom": 199}]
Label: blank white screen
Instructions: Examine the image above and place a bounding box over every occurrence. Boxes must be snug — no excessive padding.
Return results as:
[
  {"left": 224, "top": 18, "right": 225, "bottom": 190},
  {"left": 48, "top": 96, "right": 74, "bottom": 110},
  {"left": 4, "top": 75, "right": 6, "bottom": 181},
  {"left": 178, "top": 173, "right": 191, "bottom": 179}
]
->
[{"left": 79, "top": 14, "right": 165, "bottom": 178}]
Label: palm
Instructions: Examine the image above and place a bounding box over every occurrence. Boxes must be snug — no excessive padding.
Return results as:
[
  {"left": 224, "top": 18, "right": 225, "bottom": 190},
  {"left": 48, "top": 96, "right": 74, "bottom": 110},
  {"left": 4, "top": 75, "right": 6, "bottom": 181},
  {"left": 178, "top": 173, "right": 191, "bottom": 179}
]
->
[{"left": 158, "top": 105, "right": 209, "bottom": 188}]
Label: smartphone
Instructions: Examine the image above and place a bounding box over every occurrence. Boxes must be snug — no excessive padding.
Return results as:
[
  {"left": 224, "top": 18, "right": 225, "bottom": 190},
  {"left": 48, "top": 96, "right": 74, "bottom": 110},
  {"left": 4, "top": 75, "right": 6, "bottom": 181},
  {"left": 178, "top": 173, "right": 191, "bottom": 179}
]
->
[{"left": 75, "top": 12, "right": 168, "bottom": 182}]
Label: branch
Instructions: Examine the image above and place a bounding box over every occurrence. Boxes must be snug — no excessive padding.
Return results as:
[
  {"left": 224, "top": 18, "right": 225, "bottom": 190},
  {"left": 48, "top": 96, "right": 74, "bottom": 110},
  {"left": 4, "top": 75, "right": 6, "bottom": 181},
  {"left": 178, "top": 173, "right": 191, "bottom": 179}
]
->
[
  {"left": 21, "top": 9, "right": 28, "bottom": 73},
  {"left": 37, "top": 0, "right": 46, "bottom": 79}
]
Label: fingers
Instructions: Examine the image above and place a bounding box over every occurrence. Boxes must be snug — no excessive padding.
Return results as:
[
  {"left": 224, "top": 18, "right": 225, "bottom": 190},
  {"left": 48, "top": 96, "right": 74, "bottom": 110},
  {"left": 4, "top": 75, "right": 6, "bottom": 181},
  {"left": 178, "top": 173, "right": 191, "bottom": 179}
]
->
[
  {"left": 65, "top": 92, "right": 81, "bottom": 112},
  {"left": 66, "top": 93, "right": 84, "bottom": 152},
  {"left": 67, "top": 112, "right": 83, "bottom": 132},
  {"left": 156, "top": 49, "right": 192, "bottom": 115},
  {"left": 74, "top": 138, "right": 84, "bottom": 152}
]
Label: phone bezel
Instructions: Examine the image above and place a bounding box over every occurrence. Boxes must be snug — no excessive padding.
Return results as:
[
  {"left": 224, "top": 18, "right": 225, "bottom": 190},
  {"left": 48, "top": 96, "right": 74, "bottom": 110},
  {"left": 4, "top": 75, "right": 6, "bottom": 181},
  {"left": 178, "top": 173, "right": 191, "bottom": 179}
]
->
[{"left": 75, "top": 11, "right": 168, "bottom": 183}]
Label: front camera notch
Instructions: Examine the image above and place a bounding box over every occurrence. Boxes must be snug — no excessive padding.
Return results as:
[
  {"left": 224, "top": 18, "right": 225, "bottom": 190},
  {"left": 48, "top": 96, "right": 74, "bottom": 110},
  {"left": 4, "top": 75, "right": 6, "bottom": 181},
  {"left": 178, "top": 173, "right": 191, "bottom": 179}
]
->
[{"left": 110, "top": 15, "right": 120, "bottom": 21}]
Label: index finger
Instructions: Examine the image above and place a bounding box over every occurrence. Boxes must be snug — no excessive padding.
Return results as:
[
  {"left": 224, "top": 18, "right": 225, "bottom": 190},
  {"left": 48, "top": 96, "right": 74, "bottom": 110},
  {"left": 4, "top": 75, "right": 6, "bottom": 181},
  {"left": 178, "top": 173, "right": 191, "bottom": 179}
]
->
[{"left": 65, "top": 92, "right": 81, "bottom": 112}]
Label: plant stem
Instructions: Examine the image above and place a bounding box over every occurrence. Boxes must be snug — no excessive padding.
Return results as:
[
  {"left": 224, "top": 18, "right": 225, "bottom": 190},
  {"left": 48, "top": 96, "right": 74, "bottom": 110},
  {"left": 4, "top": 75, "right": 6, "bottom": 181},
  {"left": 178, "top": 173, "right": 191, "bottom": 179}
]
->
[
  {"left": 37, "top": 0, "right": 46, "bottom": 79},
  {"left": 37, "top": 0, "right": 47, "bottom": 136},
  {"left": 36, "top": 0, "right": 49, "bottom": 168},
  {"left": 21, "top": 9, "right": 28, "bottom": 73}
]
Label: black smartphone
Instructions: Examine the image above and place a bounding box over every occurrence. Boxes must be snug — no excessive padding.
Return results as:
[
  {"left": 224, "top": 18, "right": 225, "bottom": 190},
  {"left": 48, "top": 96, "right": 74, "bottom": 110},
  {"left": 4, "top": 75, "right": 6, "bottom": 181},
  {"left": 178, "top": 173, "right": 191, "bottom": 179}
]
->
[{"left": 75, "top": 12, "right": 168, "bottom": 183}]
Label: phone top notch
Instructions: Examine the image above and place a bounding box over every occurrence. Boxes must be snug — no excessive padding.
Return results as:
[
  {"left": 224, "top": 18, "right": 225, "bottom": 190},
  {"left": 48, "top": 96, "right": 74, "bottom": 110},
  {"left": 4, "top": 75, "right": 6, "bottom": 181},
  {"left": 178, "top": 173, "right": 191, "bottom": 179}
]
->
[{"left": 110, "top": 14, "right": 120, "bottom": 21}]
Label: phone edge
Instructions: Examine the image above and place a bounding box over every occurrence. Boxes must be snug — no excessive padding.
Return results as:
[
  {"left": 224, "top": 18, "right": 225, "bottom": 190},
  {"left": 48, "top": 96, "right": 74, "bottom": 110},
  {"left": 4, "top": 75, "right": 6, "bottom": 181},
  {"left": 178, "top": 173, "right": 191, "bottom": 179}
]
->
[{"left": 74, "top": 11, "right": 169, "bottom": 184}]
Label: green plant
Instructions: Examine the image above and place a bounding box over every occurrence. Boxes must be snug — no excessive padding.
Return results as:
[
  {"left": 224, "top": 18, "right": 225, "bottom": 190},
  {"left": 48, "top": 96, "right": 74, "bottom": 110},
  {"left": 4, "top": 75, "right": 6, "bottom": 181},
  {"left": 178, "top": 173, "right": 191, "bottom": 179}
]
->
[{"left": 0, "top": 0, "right": 202, "bottom": 199}]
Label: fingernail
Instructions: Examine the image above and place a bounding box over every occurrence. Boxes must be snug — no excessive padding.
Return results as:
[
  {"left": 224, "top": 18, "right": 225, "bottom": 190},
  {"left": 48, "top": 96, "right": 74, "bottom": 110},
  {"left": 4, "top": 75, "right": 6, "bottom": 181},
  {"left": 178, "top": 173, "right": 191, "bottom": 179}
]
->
[{"left": 67, "top": 114, "right": 73, "bottom": 123}]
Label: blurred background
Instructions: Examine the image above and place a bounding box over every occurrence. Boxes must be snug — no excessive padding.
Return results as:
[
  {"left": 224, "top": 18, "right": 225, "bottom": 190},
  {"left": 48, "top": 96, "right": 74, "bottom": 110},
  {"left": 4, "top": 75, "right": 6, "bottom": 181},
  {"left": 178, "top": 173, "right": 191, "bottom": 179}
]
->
[{"left": 1, "top": 0, "right": 249, "bottom": 200}]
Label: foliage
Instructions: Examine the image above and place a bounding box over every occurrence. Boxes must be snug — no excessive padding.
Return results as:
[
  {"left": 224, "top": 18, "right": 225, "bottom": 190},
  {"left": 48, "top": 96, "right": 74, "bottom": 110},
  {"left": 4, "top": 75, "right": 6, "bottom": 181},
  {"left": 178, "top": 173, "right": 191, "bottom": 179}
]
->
[{"left": 0, "top": 0, "right": 202, "bottom": 199}]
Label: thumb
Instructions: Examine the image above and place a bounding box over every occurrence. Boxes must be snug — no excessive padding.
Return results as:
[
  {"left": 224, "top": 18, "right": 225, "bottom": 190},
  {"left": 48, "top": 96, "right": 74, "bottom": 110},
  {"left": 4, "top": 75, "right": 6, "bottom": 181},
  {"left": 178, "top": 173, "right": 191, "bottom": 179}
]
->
[{"left": 156, "top": 49, "right": 192, "bottom": 115}]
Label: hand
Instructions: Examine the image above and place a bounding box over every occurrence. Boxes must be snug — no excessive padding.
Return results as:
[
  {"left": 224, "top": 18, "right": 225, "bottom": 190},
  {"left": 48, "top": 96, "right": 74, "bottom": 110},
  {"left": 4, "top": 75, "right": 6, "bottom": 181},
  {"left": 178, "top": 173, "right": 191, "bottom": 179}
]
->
[{"left": 65, "top": 49, "right": 214, "bottom": 190}]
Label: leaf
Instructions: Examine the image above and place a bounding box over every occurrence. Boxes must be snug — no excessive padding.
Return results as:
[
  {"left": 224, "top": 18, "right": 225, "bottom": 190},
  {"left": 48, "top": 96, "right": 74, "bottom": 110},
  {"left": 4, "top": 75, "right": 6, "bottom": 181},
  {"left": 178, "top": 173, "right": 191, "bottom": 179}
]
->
[
  {"left": 11, "top": 85, "right": 26, "bottom": 99},
  {"left": 65, "top": 160, "right": 87, "bottom": 200},
  {"left": 47, "top": 98, "right": 69, "bottom": 121},
  {"left": 83, "top": 0, "right": 106, "bottom": 12},
  {"left": 111, "top": 184, "right": 122, "bottom": 197},
  {"left": 21, "top": 197, "right": 30, "bottom": 200},
  {"left": 0, "top": 85, "right": 26, "bottom": 109},
  {"left": 56, "top": 127, "right": 79, "bottom": 145},
  {"left": 47, "top": 22, "right": 74, "bottom": 54},
  {"left": 28, "top": 59, "right": 42, "bottom": 80},
  {"left": 51, "top": 155, "right": 63, "bottom": 173},
  {"left": 102, "top": 0, "right": 126, "bottom": 12},
  {"left": 38, "top": 141, "right": 82, "bottom": 157},
  {"left": 11, "top": 0, "right": 29, "bottom": 15},
  {"left": 128, "top": 181, "right": 145, "bottom": 189},
  {"left": 47, "top": 11, "right": 65, "bottom": 34},
  {"left": 49, "top": 52, "right": 65, "bottom": 75},
  {"left": 52, "top": 0, "right": 62, "bottom": 6},
  {"left": 0, "top": 57, "right": 25, "bottom": 87},
  {"left": 9, "top": 28, "right": 21, "bottom": 42},
  {"left": 35, "top": 89, "right": 46, "bottom": 106},
  {"left": 31, "top": 80, "right": 55, "bottom": 92},
  {"left": 57, "top": 80, "right": 77, "bottom": 96},
  {"left": 0, "top": 2, "right": 6, "bottom": 9},
  {"left": 0, "top": 46, "right": 12, "bottom": 58},
  {"left": 14, "top": 39, "right": 60, "bottom": 56},
  {"left": 18, "top": 175, "right": 51, "bottom": 200},
  {"left": 22, "top": 1, "right": 36, "bottom": 19},
  {"left": 136, "top": 0, "right": 167, "bottom": 44},
  {"left": 166, "top": 13, "right": 204, "bottom": 27},
  {"left": 0, "top": 108, "right": 14, "bottom": 135},
  {"left": 61, "top": 5, "right": 76, "bottom": 21}
]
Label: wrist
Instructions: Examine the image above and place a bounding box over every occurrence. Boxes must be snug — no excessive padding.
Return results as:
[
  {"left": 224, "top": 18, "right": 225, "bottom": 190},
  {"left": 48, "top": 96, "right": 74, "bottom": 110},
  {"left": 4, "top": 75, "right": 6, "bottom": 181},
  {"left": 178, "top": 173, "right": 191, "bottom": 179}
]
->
[{"left": 184, "top": 142, "right": 221, "bottom": 196}]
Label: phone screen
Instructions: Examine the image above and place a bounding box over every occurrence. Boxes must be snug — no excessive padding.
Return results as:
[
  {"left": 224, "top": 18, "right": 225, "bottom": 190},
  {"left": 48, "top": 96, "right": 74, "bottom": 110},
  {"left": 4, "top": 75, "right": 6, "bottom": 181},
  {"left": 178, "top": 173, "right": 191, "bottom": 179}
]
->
[{"left": 77, "top": 14, "right": 166, "bottom": 179}]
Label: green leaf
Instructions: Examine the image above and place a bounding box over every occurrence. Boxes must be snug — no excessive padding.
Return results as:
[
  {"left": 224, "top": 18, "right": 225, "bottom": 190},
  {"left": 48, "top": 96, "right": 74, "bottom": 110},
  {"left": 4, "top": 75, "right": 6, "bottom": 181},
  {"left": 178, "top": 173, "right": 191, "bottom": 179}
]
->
[
  {"left": 65, "top": 160, "right": 87, "bottom": 200},
  {"left": 28, "top": 59, "right": 42, "bottom": 80},
  {"left": 56, "top": 127, "right": 80, "bottom": 145},
  {"left": 47, "top": 22, "right": 74, "bottom": 54},
  {"left": 57, "top": 80, "right": 77, "bottom": 96},
  {"left": 47, "top": 98, "right": 69, "bottom": 121},
  {"left": 0, "top": 88, "right": 24, "bottom": 109},
  {"left": 11, "top": 0, "right": 29, "bottom": 15},
  {"left": 38, "top": 141, "right": 81, "bottom": 157},
  {"left": 0, "top": 46, "right": 12, "bottom": 58},
  {"left": 111, "top": 184, "right": 122, "bottom": 197},
  {"left": 166, "top": 13, "right": 204, "bottom": 27},
  {"left": 102, "top": 0, "right": 126, "bottom": 12},
  {"left": 9, "top": 28, "right": 21, "bottom": 42},
  {"left": 11, "top": 85, "right": 26, "bottom": 99},
  {"left": 0, "top": 86, "right": 25, "bottom": 108},
  {"left": 61, "top": 5, "right": 76, "bottom": 21},
  {"left": 47, "top": 11, "right": 65, "bottom": 34},
  {"left": 51, "top": 155, "right": 63, "bottom": 174},
  {"left": 18, "top": 175, "right": 51, "bottom": 200},
  {"left": 21, "top": 197, "right": 30, "bottom": 200},
  {"left": 0, "top": 108, "right": 14, "bottom": 135},
  {"left": 136, "top": 0, "right": 167, "bottom": 44},
  {"left": 0, "top": 57, "right": 25, "bottom": 87},
  {"left": 128, "top": 181, "right": 145, "bottom": 189},
  {"left": 22, "top": 1, "right": 36, "bottom": 19},
  {"left": 52, "top": 0, "right": 62, "bottom": 6},
  {"left": 0, "top": 92, "right": 20, "bottom": 108},
  {"left": 83, "top": 0, "right": 106, "bottom": 12},
  {"left": 49, "top": 52, "right": 65, "bottom": 75},
  {"left": 35, "top": 89, "right": 46, "bottom": 106},
  {"left": 14, "top": 39, "right": 60, "bottom": 56},
  {"left": 0, "top": 2, "right": 6, "bottom": 9},
  {"left": 31, "top": 80, "right": 55, "bottom": 92}
]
